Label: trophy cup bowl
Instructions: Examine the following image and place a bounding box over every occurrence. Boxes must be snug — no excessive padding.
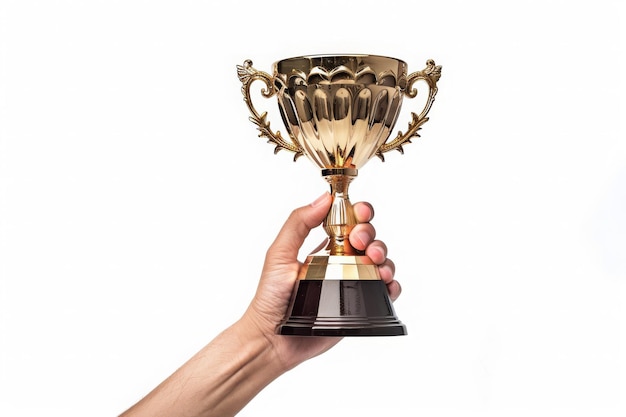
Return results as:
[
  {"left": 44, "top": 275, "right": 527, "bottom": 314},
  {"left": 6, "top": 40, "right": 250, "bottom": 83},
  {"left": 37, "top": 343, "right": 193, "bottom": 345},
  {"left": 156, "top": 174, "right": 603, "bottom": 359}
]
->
[{"left": 237, "top": 54, "right": 441, "bottom": 336}]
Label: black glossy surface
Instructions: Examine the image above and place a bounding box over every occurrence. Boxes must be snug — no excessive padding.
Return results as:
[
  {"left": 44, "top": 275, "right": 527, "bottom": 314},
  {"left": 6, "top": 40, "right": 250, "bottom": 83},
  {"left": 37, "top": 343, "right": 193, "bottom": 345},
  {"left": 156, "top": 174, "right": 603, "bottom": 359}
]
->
[{"left": 278, "top": 280, "right": 407, "bottom": 336}]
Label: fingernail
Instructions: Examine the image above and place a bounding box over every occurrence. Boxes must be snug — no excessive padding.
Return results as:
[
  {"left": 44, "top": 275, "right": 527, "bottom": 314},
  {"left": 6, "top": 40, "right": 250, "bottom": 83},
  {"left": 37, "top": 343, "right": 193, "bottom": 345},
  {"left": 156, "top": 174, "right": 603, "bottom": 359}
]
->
[
  {"left": 378, "top": 264, "right": 392, "bottom": 278},
  {"left": 352, "top": 229, "right": 369, "bottom": 248},
  {"left": 370, "top": 246, "right": 385, "bottom": 263},
  {"left": 310, "top": 192, "right": 330, "bottom": 207}
]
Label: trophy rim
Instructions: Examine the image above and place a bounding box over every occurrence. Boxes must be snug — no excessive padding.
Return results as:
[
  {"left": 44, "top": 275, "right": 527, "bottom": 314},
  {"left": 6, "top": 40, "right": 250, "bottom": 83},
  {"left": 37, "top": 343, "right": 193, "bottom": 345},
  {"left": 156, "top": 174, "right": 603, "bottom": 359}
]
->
[{"left": 273, "top": 53, "right": 407, "bottom": 69}]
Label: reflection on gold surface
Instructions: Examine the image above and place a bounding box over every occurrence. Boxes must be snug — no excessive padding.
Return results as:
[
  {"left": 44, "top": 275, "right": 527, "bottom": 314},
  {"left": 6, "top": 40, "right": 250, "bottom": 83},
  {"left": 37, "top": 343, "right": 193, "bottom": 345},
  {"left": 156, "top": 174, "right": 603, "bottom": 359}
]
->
[
  {"left": 238, "top": 54, "right": 442, "bottom": 336},
  {"left": 237, "top": 54, "right": 441, "bottom": 271}
]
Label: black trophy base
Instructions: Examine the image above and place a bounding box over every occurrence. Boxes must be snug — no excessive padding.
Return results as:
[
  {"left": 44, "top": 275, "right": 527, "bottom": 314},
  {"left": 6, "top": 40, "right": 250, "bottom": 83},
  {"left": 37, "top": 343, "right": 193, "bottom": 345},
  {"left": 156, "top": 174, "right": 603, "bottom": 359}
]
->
[{"left": 278, "top": 279, "right": 407, "bottom": 337}]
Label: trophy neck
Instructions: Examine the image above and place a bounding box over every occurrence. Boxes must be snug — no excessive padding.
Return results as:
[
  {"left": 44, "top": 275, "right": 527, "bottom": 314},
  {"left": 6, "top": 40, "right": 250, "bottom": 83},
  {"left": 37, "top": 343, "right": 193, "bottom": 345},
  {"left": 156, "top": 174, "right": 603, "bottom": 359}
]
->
[{"left": 322, "top": 169, "right": 360, "bottom": 256}]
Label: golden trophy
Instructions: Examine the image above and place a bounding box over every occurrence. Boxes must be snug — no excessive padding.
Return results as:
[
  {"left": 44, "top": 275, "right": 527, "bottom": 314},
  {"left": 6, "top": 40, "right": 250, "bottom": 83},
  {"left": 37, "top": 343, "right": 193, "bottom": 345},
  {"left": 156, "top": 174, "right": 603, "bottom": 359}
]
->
[{"left": 237, "top": 54, "right": 441, "bottom": 336}]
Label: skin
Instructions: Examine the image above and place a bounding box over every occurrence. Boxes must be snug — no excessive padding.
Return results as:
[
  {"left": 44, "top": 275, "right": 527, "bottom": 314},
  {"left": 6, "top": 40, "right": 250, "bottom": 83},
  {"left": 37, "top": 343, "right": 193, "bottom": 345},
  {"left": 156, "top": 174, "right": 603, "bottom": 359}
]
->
[{"left": 119, "top": 192, "right": 401, "bottom": 417}]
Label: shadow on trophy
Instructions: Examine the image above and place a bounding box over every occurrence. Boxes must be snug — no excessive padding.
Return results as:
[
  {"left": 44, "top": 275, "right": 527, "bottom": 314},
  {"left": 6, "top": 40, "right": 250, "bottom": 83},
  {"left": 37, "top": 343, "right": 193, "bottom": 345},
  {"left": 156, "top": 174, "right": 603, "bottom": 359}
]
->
[{"left": 237, "top": 54, "right": 441, "bottom": 336}]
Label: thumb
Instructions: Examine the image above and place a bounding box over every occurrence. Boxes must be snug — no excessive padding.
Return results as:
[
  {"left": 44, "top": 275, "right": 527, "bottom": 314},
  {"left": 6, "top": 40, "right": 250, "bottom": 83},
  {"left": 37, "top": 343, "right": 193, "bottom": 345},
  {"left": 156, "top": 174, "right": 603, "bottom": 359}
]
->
[{"left": 267, "top": 192, "right": 332, "bottom": 263}]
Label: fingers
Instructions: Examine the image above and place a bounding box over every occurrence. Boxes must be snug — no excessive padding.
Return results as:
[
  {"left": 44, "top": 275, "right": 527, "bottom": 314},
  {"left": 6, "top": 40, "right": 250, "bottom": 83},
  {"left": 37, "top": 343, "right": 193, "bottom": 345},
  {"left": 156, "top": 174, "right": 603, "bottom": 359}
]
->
[
  {"left": 377, "top": 258, "right": 396, "bottom": 283},
  {"left": 366, "top": 240, "right": 402, "bottom": 302},
  {"left": 353, "top": 201, "right": 374, "bottom": 223},
  {"left": 386, "top": 280, "right": 402, "bottom": 302},
  {"left": 267, "top": 197, "right": 403, "bottom": 302},
  {"left": 349, "top": 223, "right": 375, "bottom": 251},
  {"left": 267, "top": 192, "right": 332, "bottom": 262},
  {"left": 364, "top": 239, "right": 387, "bottom": 264},
  {"left": 352, "top": 202, "right": 402, "bottom": 302}
]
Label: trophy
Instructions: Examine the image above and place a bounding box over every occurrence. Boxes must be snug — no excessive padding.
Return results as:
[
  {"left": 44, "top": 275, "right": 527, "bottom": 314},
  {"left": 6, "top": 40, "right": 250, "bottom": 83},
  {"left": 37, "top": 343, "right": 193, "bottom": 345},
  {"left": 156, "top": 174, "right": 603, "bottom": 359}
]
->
[{"left": 237, "top": 54, "right": 441, "bottom": 336}]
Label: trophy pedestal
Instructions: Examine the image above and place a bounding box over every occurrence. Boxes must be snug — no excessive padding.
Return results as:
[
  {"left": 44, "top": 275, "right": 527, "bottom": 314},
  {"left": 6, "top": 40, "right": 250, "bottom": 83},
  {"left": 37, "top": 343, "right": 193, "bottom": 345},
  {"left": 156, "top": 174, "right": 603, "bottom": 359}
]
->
[
  {"left": 278, "top": 280, "right": 407, "bottom": 336},
  {"left": 278, "top": 253, "right": 407, "bottom": 336}
]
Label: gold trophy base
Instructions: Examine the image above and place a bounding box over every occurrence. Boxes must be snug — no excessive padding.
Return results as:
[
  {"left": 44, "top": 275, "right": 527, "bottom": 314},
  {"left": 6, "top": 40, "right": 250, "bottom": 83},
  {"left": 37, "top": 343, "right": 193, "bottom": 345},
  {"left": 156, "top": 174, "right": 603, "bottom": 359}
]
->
[{"left": 278, "top": 254, "right": 407, "bottom": 336}]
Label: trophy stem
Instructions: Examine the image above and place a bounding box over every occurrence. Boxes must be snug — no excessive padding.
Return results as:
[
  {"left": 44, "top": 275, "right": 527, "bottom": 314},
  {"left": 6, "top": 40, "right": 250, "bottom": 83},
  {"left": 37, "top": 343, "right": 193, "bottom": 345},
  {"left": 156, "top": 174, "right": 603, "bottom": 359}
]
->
[{"left": 322, "top": 168, "right": 360, "bottom": 256}]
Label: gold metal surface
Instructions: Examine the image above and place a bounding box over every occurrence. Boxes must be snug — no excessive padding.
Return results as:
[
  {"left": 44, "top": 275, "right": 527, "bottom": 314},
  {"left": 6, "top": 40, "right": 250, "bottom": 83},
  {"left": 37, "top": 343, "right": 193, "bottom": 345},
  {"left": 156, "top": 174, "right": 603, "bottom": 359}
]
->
[
  {"left": 237, "top": 54, "right": 441, "bottom": 166},
  {"left": 237, "top": 54, "right": 441, "bottom": 274},
  {"left": 298, "top": 255, "right": 380, "bottom": 280}
]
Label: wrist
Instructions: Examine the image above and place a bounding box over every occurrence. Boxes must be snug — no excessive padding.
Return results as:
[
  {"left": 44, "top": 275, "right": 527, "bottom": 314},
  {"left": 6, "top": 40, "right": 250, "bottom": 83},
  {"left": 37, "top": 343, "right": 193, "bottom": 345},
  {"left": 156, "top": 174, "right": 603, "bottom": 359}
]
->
[{"left": 232, "top": 313, "right": 288, "bottom": 376}]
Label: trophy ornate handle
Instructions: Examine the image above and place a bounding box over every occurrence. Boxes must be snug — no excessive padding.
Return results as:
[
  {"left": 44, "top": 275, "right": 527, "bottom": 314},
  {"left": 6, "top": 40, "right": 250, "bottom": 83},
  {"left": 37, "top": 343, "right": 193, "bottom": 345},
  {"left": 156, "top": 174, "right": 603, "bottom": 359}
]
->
[
  {"left": 377, "top": 59, "right": 442, "bottom": 160},
  {"left": 236, "top": 60, "right": 304, "bottom": 159}
]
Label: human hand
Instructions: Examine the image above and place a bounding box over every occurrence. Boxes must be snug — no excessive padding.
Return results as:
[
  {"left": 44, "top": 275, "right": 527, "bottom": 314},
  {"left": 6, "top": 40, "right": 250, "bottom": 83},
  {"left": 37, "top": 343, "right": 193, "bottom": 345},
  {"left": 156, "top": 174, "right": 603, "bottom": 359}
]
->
[
  {"left": 239, "top": 192, "right": 402, "bottom": 372},
  {"left": 119, "top": 193, "right": 402, "bottom": 417}
]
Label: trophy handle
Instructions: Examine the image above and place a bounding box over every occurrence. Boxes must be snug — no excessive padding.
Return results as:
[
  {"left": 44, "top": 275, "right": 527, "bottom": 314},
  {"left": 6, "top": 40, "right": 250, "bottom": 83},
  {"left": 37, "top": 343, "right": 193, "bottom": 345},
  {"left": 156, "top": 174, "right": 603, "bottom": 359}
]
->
[
  {"left": 236, "top": 60, "right": 304, "bottom": 159},
  {"left": 376, "top": 59, "right": 442, "bottom": 161}
]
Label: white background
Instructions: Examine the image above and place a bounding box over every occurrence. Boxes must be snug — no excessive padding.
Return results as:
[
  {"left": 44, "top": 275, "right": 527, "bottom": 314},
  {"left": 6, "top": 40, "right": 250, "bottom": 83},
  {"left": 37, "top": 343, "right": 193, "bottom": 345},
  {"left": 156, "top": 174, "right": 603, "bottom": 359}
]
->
[{"left": 1, "top": 1, "right": 625, "bottom": 416}]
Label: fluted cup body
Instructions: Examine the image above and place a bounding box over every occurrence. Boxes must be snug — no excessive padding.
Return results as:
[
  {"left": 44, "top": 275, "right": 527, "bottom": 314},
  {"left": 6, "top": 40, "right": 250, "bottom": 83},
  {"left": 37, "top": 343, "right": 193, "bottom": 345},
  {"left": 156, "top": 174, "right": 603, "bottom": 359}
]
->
[{"left": 273, "top": 55, "right": 407, "bottom": 170}]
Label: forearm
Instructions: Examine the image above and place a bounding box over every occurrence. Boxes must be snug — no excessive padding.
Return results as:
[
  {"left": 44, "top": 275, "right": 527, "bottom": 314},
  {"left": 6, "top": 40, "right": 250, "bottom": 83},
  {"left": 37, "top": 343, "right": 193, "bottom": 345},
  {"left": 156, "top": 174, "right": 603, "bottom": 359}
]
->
[{"left": 120, "top": 318, "right": 285, "bottom": 417}]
